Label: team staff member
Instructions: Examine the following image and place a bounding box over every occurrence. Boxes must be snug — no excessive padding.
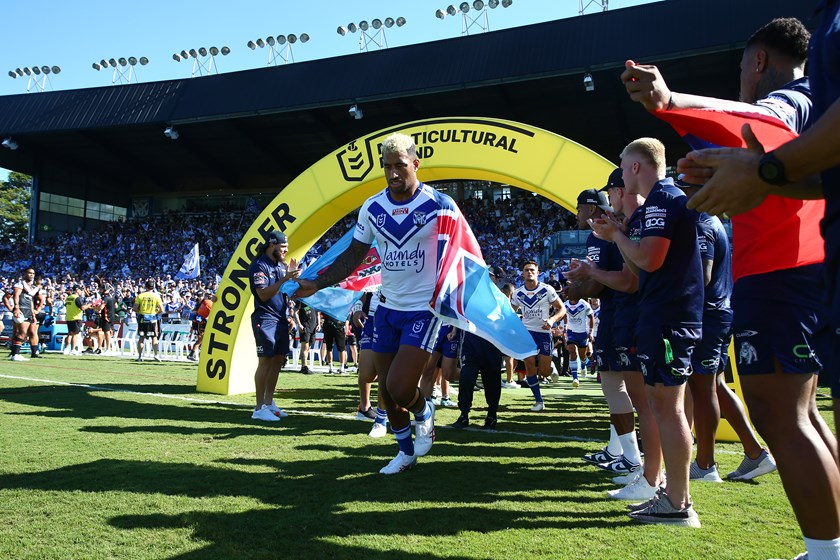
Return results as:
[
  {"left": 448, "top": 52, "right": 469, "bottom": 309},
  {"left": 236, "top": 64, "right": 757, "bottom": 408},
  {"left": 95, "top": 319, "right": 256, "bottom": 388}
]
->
[
  {"left": 187, "top": 291, "right": 213, "bottom": 362},
  {"left": 295, "top": 301, "right": 318, "bottom": 374},
  {"left": 510, "top": 261, "right": 566, "bottom": 412},
  {"left": 100, "top": 284, "right": 117, "bottom": 355},
  {"left": 628, "top": 17, "right": 839, "bottom": 553},
  {"left": 295, "top": 133, "right": 447, "bottom": 475},
  {"left": 249, "top": 231, "right": 300, "bottom": 422},
  {"left": 133, "top": 280, "right": 164, "bottom": 362},
  {"left": 64, "top": 284, "right": 90, "bottom": 355},
  {"left": 590, "top": 138, "right": 704, "bottom": 528}
]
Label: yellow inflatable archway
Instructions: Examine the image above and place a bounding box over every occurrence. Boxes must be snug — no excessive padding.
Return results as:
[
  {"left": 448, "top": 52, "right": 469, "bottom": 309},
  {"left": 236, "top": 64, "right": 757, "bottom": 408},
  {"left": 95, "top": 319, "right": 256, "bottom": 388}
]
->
[{"left": 195, "top": 116, "right": 745, "bottom": 442}]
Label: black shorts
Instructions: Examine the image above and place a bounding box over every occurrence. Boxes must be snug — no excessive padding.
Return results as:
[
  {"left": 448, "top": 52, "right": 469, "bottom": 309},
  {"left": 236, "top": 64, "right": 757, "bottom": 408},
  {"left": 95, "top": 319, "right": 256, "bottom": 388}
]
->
[
  {"left": 138, "top": 320, "right": 160, "bottom": 338},
  {"left": 66, "top": 320, "right": 84, "bottom": 334},
  {"left": 323, "top": 326, "right": 347, "bottom": 351},
  {"left": 300, "top": 328, "right": 317, "bottom": 345},
  {"left": 99, "top": 319, "right": 113, "bottom": 332}
]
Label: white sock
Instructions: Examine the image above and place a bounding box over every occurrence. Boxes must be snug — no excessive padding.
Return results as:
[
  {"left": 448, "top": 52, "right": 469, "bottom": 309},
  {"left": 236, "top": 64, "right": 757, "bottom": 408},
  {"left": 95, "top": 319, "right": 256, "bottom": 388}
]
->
[
  {"left": 574, "top": 356, "right": 581, "bottom": 373},
  {"left": 804, "top": 536, "right": 840, "bottom": 560},
  {"left": 606, "top": 424, "right": 623, "bottom": 456},
  {"left": 618, "top": 430, "right": 641, "bottom": 465}
]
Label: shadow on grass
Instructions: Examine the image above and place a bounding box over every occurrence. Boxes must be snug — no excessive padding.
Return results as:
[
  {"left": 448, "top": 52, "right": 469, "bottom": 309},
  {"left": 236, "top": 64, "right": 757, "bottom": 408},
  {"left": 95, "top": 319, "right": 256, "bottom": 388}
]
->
[{"left": 0, "top": 454, "right": 632, "bottom": 559}]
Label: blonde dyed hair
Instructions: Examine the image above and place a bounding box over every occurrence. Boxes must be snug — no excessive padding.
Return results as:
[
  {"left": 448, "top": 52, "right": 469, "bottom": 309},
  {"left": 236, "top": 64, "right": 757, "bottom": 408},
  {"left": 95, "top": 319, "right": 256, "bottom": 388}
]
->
[
  {"left": 381, "top": 133, "right": 418, "bottom": 160},
  {"left": 621, "top": 137, "right": 666, "bottom": 176}
]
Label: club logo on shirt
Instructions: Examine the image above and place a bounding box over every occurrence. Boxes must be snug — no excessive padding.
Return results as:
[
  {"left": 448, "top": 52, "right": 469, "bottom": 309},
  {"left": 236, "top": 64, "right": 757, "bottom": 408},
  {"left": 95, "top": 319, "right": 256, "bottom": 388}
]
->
[
  {"left": 738, "top": 341, "right": 758, "bottom": 365},
  {"left": 412, "top": 211, "right": 427, "bottom": 226}
]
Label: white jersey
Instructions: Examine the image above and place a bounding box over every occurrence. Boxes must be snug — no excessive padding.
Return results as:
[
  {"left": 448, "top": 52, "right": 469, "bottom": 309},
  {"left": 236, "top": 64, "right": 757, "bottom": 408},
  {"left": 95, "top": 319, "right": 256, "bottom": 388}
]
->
[
  {"left": 511, "top": 282, "right": 560, "bottom": 332},
  {"left": 565, "top": 300, "right": 593, "bottom": 334},
  {"left": 354, "top": 183, "right": 449, "bottom": 311}
]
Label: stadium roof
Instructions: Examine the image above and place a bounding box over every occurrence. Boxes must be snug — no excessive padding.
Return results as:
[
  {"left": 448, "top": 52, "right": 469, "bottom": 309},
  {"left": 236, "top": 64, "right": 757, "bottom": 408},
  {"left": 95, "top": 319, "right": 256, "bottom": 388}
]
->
[{"left": 0, "top": 0, "right": 814, "bottom": 203}]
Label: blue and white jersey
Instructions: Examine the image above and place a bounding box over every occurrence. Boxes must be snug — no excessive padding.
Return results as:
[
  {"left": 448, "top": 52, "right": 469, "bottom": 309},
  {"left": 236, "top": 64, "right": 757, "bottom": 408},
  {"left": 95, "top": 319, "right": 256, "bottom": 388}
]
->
[
  {"left": 565, "top": 299, "right": 593, "bottom": 334},
  {"left": 354, "top": 183, "right": 445, "bottom": 311},
  {"left": 511, "top": 282, "right": 560, "bottom": 332}
]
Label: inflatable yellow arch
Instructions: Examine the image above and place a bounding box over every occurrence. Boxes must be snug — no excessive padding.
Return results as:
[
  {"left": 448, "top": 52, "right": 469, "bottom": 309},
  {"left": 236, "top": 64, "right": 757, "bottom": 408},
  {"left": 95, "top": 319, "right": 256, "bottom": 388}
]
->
[{"left": 195, "top": 116, "right": 745, "bottom": 441}]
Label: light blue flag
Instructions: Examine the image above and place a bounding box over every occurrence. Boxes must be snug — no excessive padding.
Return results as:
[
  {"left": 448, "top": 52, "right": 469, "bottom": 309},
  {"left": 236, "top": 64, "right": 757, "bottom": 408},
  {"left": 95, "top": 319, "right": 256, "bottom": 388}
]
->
[{"left": 281, "top": 229, "right": 374, "bottom": 322}]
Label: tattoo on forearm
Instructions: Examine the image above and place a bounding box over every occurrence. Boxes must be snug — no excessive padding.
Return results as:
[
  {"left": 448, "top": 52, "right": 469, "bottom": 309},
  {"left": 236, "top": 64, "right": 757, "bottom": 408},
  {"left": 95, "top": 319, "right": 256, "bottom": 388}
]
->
[{"left": 314, "top": 240, "right": 369, "bottom": 289}]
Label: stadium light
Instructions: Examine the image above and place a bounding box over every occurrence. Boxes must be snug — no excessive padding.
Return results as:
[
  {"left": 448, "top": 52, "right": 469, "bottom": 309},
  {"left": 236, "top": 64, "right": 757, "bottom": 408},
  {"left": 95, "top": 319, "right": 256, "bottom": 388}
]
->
[
  {"left": 163, "top": 126, "right": 179, "bottom": 140},
  {"left": 337, "top": 16, "right": 406, "bottom": 51},
  {"left": 246, "top": 32, "right": 309, "bottom": 65},
  {"left": 437, "top": 0, "right": 511, "bottom": 35},
  {"left": 583, "top": 72, "right": 595, "bottom": 92},
  {"left": 579, "top": 0, "right": 608, "bottom": 16},
  {"left": 172, "top": 45, "right": 230, "bottom": 77},
  {"left": 2, "top": 138, "right": 18, "bottom": 150},
  {"left": 7, "top": 63, "right": 61, "bottom": 92},
  {"left": 92, "top": 55, "right": 149, "bottom": 84},
  {"left": 348, "top": 104, "right": 363, "bottom": 120}
]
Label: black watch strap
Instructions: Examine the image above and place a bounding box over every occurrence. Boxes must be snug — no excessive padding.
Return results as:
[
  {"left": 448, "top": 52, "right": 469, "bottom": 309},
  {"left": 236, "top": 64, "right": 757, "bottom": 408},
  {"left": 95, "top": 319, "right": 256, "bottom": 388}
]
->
[{"left": 758, "top": 151, "right": 789, "bottom": 186}]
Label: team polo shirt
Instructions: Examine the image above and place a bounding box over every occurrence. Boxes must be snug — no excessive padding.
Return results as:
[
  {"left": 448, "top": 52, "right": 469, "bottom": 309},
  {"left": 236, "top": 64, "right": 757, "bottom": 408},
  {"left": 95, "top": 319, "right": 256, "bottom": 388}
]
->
[
  {"left": 511, "top": 282, "right": 560, "bottom": 331},
  {"left": 637, "top": 179, "right": 703, "bottom": 325},
  {"left": 565, "top": 299, "right": 593, "bottom": 334},
  {"left": 249, "top": 254, "right": 289, "bottom": 320},
  {"left": 612, "top": 206, "right": 641, "bottom": 328},
  {"left": 585, "top": 232, "right": 621, "bottom": 326},
  {"left": 731, "top": 78, "right": 824, "bottom": 281},
  {"left": 810, "top": 0, "right": 840, "bottom": 292},
  {"left": 697, "top": 212, "right": 732, "bottom": 312},
  {"left": 354, "top": 183, "right": 445, "bottom": 311}
]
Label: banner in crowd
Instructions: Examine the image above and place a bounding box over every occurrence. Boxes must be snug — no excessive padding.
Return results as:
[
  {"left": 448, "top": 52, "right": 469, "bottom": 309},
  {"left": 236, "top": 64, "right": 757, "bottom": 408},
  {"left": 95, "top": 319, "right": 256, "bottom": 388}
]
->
[{"left": 175, "top": 243, "right": 201, "bottom": 280}]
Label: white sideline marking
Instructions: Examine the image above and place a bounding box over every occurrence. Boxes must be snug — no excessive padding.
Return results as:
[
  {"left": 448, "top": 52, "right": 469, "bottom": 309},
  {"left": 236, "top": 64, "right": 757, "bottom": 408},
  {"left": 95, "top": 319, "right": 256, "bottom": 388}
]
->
[{"left": 0, "top": 373, "right": 742, "bottom": 452}]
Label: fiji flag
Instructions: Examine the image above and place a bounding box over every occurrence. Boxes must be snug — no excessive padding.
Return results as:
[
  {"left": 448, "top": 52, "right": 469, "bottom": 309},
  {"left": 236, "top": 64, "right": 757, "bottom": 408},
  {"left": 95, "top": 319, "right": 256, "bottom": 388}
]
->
[
  {"left": 175, "top": 243, "right": 200, "bottom": 280},
  {"left": 281, "top": 229, "right": 380, "bottom": 322},
  {"left": 430, "top": 192, "right": 537, "bottom": 360}
]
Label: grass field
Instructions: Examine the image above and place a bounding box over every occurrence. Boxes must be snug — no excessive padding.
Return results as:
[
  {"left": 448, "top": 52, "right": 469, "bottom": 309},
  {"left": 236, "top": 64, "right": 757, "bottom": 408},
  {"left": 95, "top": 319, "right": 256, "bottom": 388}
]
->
[{"left": 0, "top": 353, "right": 820, "bottom": 560}]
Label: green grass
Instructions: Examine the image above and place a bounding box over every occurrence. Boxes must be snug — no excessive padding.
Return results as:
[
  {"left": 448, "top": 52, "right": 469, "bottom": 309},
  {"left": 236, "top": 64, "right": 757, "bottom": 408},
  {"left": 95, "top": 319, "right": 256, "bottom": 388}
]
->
[{"left": 0, "top": 354, "right": 821, "bottom": 559}]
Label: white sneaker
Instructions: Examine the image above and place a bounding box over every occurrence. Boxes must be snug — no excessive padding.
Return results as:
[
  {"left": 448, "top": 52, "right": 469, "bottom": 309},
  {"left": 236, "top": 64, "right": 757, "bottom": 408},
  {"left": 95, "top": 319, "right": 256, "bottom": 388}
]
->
[
  {"left": 267, "top": 401, "right": 289, "bottom": 418},
  {"left": 431, "top": 385, "right": 442, "bottom": 399},
  {"left": 608, "top": 473, "right": 662, "bottom": 501},
  {"left": 689, "top": 460, "right": 723, "bottom": 483},
  {"left": 551, "top": 372, "right": 559, "bottom": 383},
  {"left": 70, "top": 350, "right": 82, "bottom": 355},
  {"left": 62, "top": 347, "right": 71, "bottom": 355},
  {"left": 369, "top": 422, "right": 387, "bottom": 438},
  {"left": 9, "top": 354, "right": 29, "bottom": 362},
  {"left": 379, "top": 451, "right": 417, "bottom": 474},
  {"left": 613, "top": 468, "right": 643, "bottom": 485},
  {"left": 153, "top": 355, "right": 162, "bottom": 362},
  {"left": 501, "top": 381, "right": 520, "bottom": 389},
  {"left": 251, "top": 404, "right": 281, "bottom": 422},
  {"left": 572, "top": 379, "right": 580, "bottom": 388},
  {"left": 414, "top": 401, "right": 436, "bottom": 457},
  {"left": 440, "top": 396, "right": 458, "bottom": 408},
  {"left": 531, "top": 401, "right": 545, "bottom": 412}
]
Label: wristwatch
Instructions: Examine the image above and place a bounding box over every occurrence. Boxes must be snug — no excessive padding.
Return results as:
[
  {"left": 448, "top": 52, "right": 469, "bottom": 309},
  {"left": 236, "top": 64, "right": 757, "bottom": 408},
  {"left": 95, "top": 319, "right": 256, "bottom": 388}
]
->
[{"left": 758, "top": 151, "right": 789, "bottom": 186}]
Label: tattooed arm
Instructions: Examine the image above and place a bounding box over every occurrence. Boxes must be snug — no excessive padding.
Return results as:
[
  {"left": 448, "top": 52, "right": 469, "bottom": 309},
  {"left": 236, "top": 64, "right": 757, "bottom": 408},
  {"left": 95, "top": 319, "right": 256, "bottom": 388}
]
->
[{"left": 294, "top": 240, "right": 371, "bottom": 298}]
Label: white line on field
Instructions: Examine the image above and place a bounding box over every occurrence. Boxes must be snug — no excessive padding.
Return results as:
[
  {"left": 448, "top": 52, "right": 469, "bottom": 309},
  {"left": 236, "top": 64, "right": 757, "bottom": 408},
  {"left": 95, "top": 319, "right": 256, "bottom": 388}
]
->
[{"left": 0, "top": 373, "right": 743, "bottom": 452}]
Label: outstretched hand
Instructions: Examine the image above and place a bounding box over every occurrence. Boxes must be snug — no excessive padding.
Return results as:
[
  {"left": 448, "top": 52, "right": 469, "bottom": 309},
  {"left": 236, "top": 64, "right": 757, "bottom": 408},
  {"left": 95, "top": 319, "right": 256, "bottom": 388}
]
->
[
  {"left": 679, "top": 123, "right": 770, "bottom": 216},
  {"left": 621, "top": 60, "right": 672, "bottom": 112}
]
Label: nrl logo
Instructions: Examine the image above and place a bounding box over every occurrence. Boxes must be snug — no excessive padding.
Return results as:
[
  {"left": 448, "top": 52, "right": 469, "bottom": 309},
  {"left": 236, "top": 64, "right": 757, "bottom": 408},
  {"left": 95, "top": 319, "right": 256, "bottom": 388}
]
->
[
  {"left": 336, "top": 139, "right": 374, "bottom": 182},
  {"left": 376, "top": 214, "right": 386, "bottom": 227}
]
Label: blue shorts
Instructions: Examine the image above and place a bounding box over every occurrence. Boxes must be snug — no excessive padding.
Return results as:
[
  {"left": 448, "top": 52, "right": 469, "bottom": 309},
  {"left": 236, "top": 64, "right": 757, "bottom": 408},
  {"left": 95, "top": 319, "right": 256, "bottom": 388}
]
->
[
  {"left": 693, "top": 308, "right": 733, "bottom": 375},
  {"left": 372, "top": 306, "right": 440, "bottom": 354},
  {"left": 433, "top": 325, "right": 460, "bottom": 359},
  {"left": 359, "top": 316, "right": 375, "bottom": 351},
  {"left": 818, "top": 267, "right": 840, "bottom": 397},
  {"left": 528, "top": 330, "right": 553, "bottom": 357},
  {"left": 612, "top": 325, "right": 639, "bottom": 372},
  {"left": 732, "top": 266, "right": 824, "bottom": 375},
  {"left": 566, "top": 331, "right": 589, "bottom": 348},
  {"left": 636, "top": 321, "right": 700, "bottom": 387},
  {"left": 595, "top": 311, "right": 619, "bottom": 371},
  {"left": 252, "top": 314, "right": 290, "bottom": 358}
]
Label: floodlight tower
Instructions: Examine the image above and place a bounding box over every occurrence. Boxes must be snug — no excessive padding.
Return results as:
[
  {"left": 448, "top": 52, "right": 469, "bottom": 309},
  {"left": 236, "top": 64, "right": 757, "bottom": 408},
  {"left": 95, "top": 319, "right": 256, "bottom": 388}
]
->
[
  {"left": 92, "top": 56, "right": 149, "bottom": 84},
  {"left": 337, "top": 16, "right": 406, "bottom": 52},
  {"left": 7, "top": 65, "right": 61, "bottom": 92},
  {"left": 247, "top": 33, "right": 309, "bottom": 65},
  {"left": 579, "top": 0, "right": 608, "bottom": 15},
  {"left": 435, "top": 0, "right": 512, "bottom": 36},
  {"left": 172, "top": 46, "right": 231, "bottom": 77}
]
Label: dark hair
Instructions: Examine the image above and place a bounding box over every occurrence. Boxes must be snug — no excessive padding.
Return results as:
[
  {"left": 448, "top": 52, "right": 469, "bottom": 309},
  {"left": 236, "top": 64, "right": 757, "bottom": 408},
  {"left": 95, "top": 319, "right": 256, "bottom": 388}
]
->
[
  {"left": 145, "top": 280, "right": 155, "bottom": 290},
  {"left": 746, "top": 17, "right": 809, "bottom": 63},
  {"left": 522, "top": 260, "right": 539, "bottom": 270}
]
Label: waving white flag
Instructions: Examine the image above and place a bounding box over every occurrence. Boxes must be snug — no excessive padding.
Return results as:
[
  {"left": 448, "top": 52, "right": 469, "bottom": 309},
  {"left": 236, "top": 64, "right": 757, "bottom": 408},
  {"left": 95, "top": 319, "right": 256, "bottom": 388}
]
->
[{"left": 175, "top": 243, "right": 200, "bottom": 280}]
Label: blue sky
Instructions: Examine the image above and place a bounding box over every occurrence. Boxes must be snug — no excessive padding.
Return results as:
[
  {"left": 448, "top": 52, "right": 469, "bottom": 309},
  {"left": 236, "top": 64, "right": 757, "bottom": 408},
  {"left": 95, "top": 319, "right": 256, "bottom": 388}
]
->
[{"left": 0, "top": 0, "right": 657, "bottom": 179}]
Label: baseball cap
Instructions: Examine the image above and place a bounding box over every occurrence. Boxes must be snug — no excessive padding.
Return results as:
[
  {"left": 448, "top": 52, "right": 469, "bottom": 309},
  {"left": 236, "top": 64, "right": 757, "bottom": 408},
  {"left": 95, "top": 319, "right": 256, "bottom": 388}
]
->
[
  {"left": 265, "top": 231, "right": 288, "bottom": 246},
  {"left": 600, "top": 168, "right": 625, "bottom": 191},
  {"left": 577, "top": 188, "right": 613, "bottom": 213}
]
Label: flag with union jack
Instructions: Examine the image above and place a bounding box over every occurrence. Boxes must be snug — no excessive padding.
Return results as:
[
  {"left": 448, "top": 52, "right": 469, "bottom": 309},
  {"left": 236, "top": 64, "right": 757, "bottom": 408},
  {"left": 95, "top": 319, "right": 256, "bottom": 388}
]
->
[
  {"left": 281, "top": 229, "right": 380, "bottom": 322},
  {"left": 429, "top": 192, "right": 537, "bottom": 360}
]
